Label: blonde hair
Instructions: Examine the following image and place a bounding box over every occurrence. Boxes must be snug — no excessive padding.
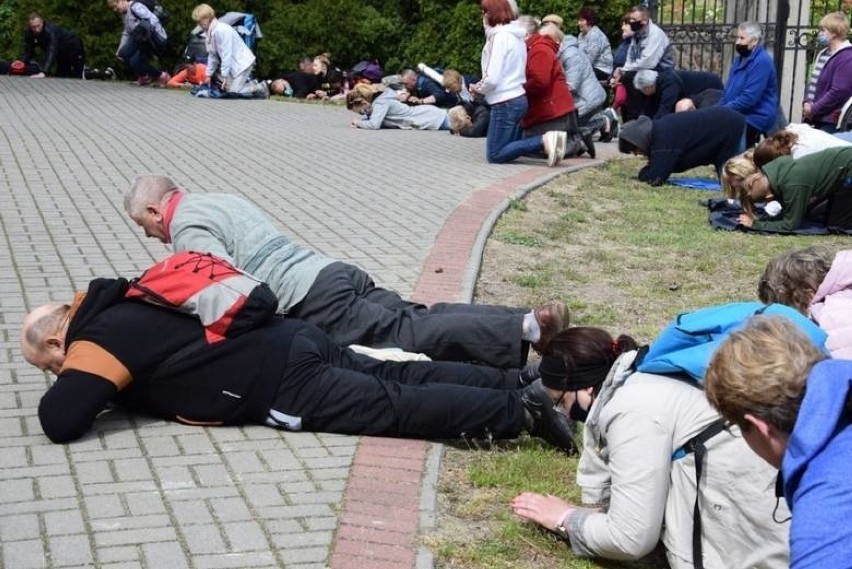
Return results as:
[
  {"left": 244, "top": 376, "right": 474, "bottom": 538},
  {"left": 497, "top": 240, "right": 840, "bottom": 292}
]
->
[
  {"left": 720, "top": 152, "right": 759, "bottom": 213},
  {"left": 192, "top": 4, "right": 215, "bottom": 22},
  {"left": 346, "top": 83, "right": 385, "bottom": 109},
  {"left": 538, "top": 22, "right": 564, "bottom": 43},
  {"left": 705, "top": 315, "right": 826, "bottom": 433},
  {"left": 758, "top": 246, "right": 835, "bottom": 313},
  {"left": 448, "top": 106, "right": 470, "bottom": 133},
  {"left": 820, "top": 11, "right": 850, "bottom": 38},
  {"left": 442, "top": 69, "right": 463, "bottom": 93}
]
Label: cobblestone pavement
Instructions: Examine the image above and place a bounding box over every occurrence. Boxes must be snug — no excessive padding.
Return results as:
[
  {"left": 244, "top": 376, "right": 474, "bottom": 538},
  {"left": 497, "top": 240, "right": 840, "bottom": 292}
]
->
[{"left": 0, "top": 77, "right": 614, "bottom": 569}]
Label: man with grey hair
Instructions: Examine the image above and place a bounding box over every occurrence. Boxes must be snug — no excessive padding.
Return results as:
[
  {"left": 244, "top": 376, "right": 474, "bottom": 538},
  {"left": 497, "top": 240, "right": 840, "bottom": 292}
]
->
[
  {"left": 719, "top": 21, "right": 779, "bottom": 145},
  {"left": 123, "top": 175, "right": 569, "bottom": 369},
  {"left": 633, "top": 69, "right": 723, "bottom": 119},
  {"left": 398, "top": 68, "right": 457, "bottom": 107}
]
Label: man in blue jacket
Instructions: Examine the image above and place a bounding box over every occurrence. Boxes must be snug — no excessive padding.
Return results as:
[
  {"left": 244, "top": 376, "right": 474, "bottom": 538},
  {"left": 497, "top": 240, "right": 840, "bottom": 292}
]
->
[
  {"left": 618, "top": 106, "right": 746, "bottom": 186},
  {"left": 705, "top": 315, "right": 852, "bottom": 569},
  {"left": 720, "top": 22, "right": 780, "bottom": 145}
]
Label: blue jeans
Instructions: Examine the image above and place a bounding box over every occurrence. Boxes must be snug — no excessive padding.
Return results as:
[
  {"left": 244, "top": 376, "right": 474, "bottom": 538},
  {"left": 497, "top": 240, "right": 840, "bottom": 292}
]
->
[
  {"left": 118, "top": 37, "right": 160, "bottom": 78},
  {"left": 486, "top": 95, "right": 545, "bottom": 164}
]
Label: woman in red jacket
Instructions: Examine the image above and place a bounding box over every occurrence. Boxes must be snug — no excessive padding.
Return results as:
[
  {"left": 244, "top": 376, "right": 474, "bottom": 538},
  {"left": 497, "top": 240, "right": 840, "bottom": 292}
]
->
[{"left": 523, "top": 23, "right": 593, "bottom": 158}]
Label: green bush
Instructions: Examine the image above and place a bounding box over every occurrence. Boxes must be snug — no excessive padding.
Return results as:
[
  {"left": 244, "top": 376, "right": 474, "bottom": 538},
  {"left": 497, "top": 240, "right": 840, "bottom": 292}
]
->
[{"left": 1, "top": 0, "right": 633, "bottom": 79}]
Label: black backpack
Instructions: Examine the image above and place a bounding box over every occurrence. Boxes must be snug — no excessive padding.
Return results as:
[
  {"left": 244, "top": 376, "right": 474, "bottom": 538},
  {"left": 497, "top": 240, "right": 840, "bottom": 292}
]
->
[{"left": 133, "top": 0, "right": 170, "bottom": 25}]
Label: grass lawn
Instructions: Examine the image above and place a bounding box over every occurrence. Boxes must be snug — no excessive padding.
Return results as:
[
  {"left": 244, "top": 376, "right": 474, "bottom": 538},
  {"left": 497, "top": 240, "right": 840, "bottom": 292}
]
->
[{"left": 424, "top": 157, "right": 849, "bottom": 569}]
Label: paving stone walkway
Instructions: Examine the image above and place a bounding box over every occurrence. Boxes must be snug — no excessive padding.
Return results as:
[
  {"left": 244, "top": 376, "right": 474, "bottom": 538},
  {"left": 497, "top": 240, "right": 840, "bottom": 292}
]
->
[{"left": 0, "top": 77, "right": 617, "bottom": 569}]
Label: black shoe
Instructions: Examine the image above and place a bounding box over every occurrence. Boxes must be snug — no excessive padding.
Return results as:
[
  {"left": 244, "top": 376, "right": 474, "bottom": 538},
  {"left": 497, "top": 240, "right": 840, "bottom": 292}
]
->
[
  {"left": 581, "top": 132, "right": 596, "bottom": 159},
  {"left": 521, "top": 379, "right": 577, "bottom": 454}
]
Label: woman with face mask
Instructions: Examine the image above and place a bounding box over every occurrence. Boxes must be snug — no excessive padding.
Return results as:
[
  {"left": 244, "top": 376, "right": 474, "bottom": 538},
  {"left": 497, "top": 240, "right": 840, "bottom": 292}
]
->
[
  {"left": 511, "top": 325, "right": 790, "bottom": 569},
  {"left": 802, "top": 12, "right": 852, "bottom": 133},
  {"left": 719, "top": 22, "right": 779, "bottom": 146}
]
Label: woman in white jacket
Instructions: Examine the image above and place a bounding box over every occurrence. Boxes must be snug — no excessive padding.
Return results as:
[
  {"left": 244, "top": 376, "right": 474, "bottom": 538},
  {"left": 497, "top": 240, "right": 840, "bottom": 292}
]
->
[
  {"left": 346, "top": 84, "right": 449, "bottom": 130},
  {"left": 511, "top": 326, "right": 789, "bottom": 569},
  {"left": 192, "top": 4, "right": 266, "bottom": 97},
  {"left": 472, "top": 0, "right": 565, "bottom": 166}
]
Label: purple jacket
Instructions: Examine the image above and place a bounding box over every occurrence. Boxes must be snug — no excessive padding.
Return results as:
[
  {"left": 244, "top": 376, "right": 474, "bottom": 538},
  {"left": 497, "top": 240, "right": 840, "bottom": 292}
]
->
[{"left": 810, "top": 44, "right": 852, "bottom": 126}]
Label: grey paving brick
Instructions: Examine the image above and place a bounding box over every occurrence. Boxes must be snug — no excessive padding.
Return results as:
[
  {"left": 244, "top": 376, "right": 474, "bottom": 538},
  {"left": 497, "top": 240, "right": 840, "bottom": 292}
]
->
[
  {"left": 47, "top": 534, "right": 94, "bottom": 567},
  {"left": 0, "top": 77, "right": 551, "bottom": 569},
  {"left": 141, "top": 541, "right": 190, "bottom": 569}
]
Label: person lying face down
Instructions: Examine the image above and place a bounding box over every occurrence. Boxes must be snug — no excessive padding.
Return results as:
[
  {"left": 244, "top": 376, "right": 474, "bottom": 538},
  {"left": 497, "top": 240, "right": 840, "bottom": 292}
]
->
[
  {"left": 512, "top": 325, "right": 790, "bottom": 569},
  {"left": 21, "top": 278, "right": 577, "bottom": 453}
]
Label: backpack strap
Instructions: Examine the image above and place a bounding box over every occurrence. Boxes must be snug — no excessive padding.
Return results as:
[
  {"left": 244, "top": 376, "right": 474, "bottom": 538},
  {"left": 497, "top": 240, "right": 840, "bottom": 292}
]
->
[{"left": 672, "top": 418, "right": 726, "bottom": 569}]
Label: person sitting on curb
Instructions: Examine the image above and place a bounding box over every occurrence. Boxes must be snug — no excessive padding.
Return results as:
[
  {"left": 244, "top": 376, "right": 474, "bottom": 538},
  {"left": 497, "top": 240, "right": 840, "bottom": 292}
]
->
[
  {"left": 511, "top": 325, "right": 790, "bottom": 569},
  {"left": 705, "top": 316, "right": 852, "bottom": 568},
  {"left": 124, "top": 175, "right": 569, "bottom": 368},
  {"left": 192, "top": 3, "right": 267, "bottom": 98},
  {"left": 618, "top": 106, "right": 747, "bottom": 186},
  {"left": 758, "top": 246, "right": 852, "bottom": 358},
  {"left": 20, "top": 279, "right": 575, "bottom": 453}
]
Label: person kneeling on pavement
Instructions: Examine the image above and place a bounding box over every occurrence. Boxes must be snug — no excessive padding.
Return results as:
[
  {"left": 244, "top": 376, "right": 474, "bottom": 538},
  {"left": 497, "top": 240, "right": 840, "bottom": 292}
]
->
[
  {"left": 21, "top": 276, "right": 575, "bottom": 453},
  {"left": 618, "top": 106, "right": 746, "bottom": 186}
]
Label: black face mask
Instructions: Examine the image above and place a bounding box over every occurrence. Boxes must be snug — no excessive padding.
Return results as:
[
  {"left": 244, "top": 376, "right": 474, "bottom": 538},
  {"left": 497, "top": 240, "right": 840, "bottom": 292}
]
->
[
  {"left": 735, "top": 44, "right": 753, "bottom": 58},
  {"left": 569, "top": 399, "right": 590, "bottom": 422},
  {"left": 629, "top": 20, "right": 643, "bottom": 32}
]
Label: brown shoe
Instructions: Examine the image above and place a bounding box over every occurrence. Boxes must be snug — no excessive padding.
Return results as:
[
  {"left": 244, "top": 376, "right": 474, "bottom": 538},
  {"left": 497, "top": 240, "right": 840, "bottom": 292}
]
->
[{"left": 532, "top": 301, "right": 569, "bottom": 354}]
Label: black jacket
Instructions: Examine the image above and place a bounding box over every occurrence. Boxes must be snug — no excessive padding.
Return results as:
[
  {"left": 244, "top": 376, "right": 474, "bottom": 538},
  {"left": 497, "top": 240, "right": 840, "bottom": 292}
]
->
[
  {"left": 458, "top": 101, "right": 490, "bottom": 138},
  {"left": 38, "top": 278, "right": 300, "bottom": 443},
  {"left": 22, "top": 22, "right": 81, "bottom": 72},
  {"left": 649, "top": 70, "right": 724, "bottom": 120},
  {"left": 638, "top": 106, "right": 746, "bottom": 186}
]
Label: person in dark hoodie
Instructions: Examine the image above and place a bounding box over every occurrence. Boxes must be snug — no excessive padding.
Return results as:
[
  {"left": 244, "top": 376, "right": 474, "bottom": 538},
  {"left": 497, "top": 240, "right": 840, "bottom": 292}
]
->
[
  {"left": 21, "top": 13, "right": 85, "bottom": 78},
  {"left": 20, "top": 279, "right": 575, "bottom": 454},
  {"left": 618, "top": 106, "right": 746, "bottom": 186},
  {"left": 448, "top": 102, "right": 490, "bottom": 137}
]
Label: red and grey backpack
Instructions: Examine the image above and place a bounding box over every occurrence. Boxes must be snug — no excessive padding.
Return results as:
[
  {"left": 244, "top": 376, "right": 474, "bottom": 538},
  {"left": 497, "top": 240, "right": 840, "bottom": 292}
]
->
[{"left": 125, "top": 251, "right": 278, "bottom": 343}]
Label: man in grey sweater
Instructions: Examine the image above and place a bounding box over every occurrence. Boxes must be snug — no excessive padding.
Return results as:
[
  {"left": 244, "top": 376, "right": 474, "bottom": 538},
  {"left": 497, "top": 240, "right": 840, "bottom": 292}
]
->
[{"left": 124, "top": 175, "right": 568, "bottom": 368}]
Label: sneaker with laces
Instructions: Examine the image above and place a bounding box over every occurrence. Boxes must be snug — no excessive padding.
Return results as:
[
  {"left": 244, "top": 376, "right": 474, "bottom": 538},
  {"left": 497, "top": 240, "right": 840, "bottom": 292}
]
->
[
  {"left": 521, "top": 379, "right": 577, "bottom": 454},
  {"left": 105, "top": 67, "right": 116, "bottom": 80},
  {"left": 543, "top": 131, "right": 559, "bottom": 166}
]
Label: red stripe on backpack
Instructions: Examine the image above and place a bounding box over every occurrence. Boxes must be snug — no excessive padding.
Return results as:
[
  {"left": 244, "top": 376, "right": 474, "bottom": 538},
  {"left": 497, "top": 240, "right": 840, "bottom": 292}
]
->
[{"left": 126, "top": 251, "right": 279, "bottom": 343}]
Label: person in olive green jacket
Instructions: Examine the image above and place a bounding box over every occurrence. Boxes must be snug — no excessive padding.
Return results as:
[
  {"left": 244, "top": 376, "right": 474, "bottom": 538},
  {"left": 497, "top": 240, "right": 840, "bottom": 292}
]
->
[{"left": 728, "top": 146, "right": 852, "bottom": 232}]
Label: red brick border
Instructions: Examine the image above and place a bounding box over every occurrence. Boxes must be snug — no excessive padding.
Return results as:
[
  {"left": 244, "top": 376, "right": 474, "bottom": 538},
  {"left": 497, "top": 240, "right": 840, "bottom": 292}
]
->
[{"left": 328, "top": 165, "right": 579, "bottom": 569}]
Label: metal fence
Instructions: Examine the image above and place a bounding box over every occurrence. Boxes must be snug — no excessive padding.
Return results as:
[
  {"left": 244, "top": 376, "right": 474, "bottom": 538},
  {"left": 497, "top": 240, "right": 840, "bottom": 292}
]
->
[{"left": 649, "top": 0, "right": 848, "bottom": 122}]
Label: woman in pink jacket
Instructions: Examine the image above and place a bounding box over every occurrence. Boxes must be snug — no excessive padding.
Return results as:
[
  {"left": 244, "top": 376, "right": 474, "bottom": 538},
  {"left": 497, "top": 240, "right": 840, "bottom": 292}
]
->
[{"left": 758, "top": 246, "right": 852, "bottom": 358}]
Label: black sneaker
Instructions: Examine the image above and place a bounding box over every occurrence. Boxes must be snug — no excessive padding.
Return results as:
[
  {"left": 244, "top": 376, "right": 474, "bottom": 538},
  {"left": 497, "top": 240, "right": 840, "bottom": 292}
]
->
[{"left": 521, "top": 379, "right": 577, "bottom": 454}]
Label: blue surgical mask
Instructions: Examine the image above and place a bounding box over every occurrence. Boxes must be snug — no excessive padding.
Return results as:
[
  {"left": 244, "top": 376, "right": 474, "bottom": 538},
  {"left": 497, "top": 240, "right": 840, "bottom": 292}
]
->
[{"left": 816, "top": 32, "right": 830, "bottom": 48}]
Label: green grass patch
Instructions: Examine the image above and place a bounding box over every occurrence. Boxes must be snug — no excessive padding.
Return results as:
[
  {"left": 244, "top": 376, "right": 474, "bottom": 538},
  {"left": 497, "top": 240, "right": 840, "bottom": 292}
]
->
[{"left": 429, "top": 157, "right": 849, "bottom": 569}]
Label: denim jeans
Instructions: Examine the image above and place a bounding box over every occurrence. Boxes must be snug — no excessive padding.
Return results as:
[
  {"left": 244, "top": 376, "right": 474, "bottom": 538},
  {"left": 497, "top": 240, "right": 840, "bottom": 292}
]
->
[
  {"left": 118, "top": 37, "right": 159, "bottom": 78},
  {"left": 486, "top": 95, "right": 545, "bottom": 164}
]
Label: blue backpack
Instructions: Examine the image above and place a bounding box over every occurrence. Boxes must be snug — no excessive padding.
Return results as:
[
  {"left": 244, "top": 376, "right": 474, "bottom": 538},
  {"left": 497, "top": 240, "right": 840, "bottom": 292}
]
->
[{"left": 635, "top": 301, "right": 828, "bottom": 382}]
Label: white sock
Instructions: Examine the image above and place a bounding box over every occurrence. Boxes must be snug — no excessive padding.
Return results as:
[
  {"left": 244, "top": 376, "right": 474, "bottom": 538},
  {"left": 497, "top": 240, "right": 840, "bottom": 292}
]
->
[{"left": 522, "top": 311, "right": 540, "bottom": 343}]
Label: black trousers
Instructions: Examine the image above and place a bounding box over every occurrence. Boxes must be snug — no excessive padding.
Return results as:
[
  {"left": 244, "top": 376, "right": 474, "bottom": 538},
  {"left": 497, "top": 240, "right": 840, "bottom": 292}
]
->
[
  {"left": 270, "top": 323, "right": 525, "bottom": 439},
  {"left": 52, "top": 39, "right": 85, "bottom": 78},
  {"left": 827, "top": 179, "right": 852, "bottom": 230},
  {"left": 290, "top": 262, "right": 530, "bottom": 368}
]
